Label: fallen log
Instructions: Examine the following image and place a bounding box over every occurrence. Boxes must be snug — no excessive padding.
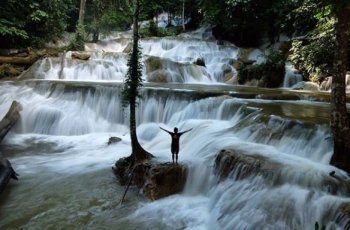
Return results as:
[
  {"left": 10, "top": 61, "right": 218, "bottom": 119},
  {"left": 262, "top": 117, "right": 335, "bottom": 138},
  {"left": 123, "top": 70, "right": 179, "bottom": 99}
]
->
[
  {"left": 0, "top": 56, "right": 36, "bottom": 65},
  {"left": 0, "top": 101, "right": 21, "bottom": 194},
  {"left": 71, "top": 52, "right": 90, "bottom": 60},
  {"left": 0, "top": 101, "right": 21, "bottom": 143},
  {"left": 0, "top": 158, "right": 18, "bottom": 194}
]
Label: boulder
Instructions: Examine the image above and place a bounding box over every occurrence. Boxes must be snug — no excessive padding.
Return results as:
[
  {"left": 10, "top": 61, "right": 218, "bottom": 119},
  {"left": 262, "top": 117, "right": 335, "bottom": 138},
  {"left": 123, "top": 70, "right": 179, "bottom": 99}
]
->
[
  {"left": 214, "top": 149, "right": 350, "bottom": 195},
  {"left": 107, "top": 136, "right": 122, "bottom": 145},
  {"left": 113, "top": 158, "right": 187, "bottom": 200},
  {"left": 143, "top": 163, "right": 187, "bottom": 200},
  {"left": 215, "top": 149, "right": 279, "bottom": 181},
  {"left": 193, "top": 58, "right": 205, "bottom": 67},
  {"left": 292, "top": 81, "right": 319, "bottom": 91},
  {"left": 71, "top": 52, "right": 91, "bottom": 61},
  {"left": 147, "top": 70, "right": 172, "bottom": 83},
  {"left": 144, "top": 56, "right": 163, "bottom": 73}
]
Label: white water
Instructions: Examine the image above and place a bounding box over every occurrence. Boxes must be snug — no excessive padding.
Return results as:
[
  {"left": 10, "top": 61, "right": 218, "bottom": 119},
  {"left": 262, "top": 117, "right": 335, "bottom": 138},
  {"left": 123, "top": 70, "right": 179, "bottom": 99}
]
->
[
  {"left": 0, "top": 79, "right": 349, "bottom": 229},
  {"left": 2, "top": 29, "right": 350, "bottom": 229},
  {"left": 283, "top": 63, "right": 303, "bottom": 88}
]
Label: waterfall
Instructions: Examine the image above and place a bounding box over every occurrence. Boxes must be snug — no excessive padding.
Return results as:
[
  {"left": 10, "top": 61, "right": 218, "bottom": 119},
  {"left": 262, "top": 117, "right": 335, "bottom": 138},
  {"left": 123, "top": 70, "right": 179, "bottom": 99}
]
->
[
  {"left": 1, "top": 30, "right": 349, "bottom": 229},
  {"left": 283, "top": 63, "right": 303, "bottom": 88}
]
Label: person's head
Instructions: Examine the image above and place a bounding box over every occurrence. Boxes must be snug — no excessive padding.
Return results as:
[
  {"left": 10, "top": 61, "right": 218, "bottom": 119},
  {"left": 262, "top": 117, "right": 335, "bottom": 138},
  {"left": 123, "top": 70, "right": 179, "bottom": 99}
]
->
[{"left": 174, "top": 127, "right": 178, "bottom": 133}]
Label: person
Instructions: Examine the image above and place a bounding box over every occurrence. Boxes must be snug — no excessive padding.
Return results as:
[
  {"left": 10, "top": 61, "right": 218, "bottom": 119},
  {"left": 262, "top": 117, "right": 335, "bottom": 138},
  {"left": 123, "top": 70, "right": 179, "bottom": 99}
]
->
[{"left": 159, "top": 126, "right": 192, "bottom": 164}]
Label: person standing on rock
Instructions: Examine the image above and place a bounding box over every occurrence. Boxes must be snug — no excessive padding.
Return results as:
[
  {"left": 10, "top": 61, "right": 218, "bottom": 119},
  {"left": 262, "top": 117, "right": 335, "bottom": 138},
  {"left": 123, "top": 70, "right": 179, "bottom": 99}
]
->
[{"left": 159, "top": 127, "right": 192, "bottom": 164}]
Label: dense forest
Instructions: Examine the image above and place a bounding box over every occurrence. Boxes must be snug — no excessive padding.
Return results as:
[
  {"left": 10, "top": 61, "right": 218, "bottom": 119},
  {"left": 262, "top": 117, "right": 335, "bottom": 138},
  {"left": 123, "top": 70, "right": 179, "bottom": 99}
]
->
[{"left": 0, "top": 0, "right": 348, "bottom": 83}]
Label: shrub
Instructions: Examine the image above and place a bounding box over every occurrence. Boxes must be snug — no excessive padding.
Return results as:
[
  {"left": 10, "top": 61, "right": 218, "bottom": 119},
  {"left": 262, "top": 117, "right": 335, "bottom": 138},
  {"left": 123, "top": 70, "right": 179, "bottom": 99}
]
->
[{"left": 238, "top": 49, "right": 286, "bottom": 87}]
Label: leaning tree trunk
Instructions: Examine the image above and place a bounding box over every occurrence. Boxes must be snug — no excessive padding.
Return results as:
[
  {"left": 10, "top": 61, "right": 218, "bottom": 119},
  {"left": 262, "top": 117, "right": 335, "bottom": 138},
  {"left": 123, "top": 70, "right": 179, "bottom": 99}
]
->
[
  {"left": 330, "top": 4, "right": 350, "bottom": 172},
  {"left": 0, "top": 101, "right": 20, "bottom": 142},
  {"left": 0, "top": 101, "right": 20, "bottom": 194}
]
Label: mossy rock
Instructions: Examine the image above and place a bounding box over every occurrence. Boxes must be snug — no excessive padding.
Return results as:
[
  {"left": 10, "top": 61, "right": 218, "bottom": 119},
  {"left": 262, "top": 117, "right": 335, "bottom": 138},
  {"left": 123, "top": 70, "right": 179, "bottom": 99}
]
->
[
  {"left": 0, "top": 64, "right": 22, "bottom": 79},
  {"left": 144, "top": 56, "right": 163, "bottom": 73}
]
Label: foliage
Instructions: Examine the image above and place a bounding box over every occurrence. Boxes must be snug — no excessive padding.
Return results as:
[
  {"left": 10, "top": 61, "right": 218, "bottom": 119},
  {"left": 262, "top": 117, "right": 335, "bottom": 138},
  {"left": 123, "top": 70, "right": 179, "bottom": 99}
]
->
[
  {"left": 290, "top": 5, "right": 337, "bottom": 82},
  {"left": 0, "top": 0, "right": 74, "bottom": 48},
  {"left": 200, "top": 0, "right": 301, "bottom": 46},
  {"left": 238, "top": 49, "right": 286, "bottom": 87},
  {"left": 122, "top": 37, "right": 143, "bottom": 107},
  {"left": 139, "top": 26, "right": 183, "bottom": 38},
  {"left": 0, "top": 64, "right": 21, "bottom": 79},
  {"left": 68, "top": 24, "right": 86, "bottom": 51}
]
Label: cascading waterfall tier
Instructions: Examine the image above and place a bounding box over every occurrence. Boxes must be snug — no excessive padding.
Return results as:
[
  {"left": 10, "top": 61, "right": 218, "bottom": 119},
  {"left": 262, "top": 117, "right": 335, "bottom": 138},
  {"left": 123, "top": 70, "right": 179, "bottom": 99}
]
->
[{"left": 1, "top": 79, "right": 349, "bottom": 229}]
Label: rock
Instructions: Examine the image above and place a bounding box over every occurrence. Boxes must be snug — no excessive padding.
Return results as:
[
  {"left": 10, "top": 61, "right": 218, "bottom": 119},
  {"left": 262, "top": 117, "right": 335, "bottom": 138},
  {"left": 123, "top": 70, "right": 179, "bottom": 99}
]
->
[
  {"left": 232, "top": 59, "right": 244, "bottom": 70},
  {"left": 107, "top": 136, "right": 121, "bottom": 145},
  {"left": 143, "top": 163, "right": 187, "bottom": 200},
  {"left": 123, "top": 42, "right": 132, "bottom": 53},
  {"left": 292, "top": 81, "right": 319, "bottom": 91},
  {"left": 144, "top": 56, "right": 163, "bottom": 73},
  {"left": 215, "top": 149, "right": 279, "bottom": 181},
  {"left": 0, "top": 64, "right": 22, "bottom": 79},
  {"left": 0, "top": 158, "right": 18, "bottom": 194},
  {"left": 71, "top": 52, "right": 91, "bottom": 61},
  {"left": 214, "top": 149, "right": 350, "bottom": 195},
  {"left": 193, "top": 58, "right": 205, "bottom": 67},
  {"left": 147, "top": 70, "right": 172, "bottom": 83},
  {"left": 113, "top": 158, "right": 188, "bottom": 200}
]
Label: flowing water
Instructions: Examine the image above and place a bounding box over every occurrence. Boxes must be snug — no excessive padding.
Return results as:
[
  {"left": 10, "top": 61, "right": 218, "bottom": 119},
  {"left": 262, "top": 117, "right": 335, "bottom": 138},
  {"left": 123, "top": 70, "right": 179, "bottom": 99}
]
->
[{"left": 1, "top": 29, "right": 350, "bottom": 230}]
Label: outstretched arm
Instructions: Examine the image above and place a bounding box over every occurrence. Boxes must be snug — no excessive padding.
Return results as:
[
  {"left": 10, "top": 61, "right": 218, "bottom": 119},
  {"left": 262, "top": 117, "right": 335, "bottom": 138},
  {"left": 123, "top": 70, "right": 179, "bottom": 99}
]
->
[
  {"left": 159, "top": 126, "right": 172, "bottom": 134},
  {"left": 179, "top": 128, "right": 193, "bottom": 135}
]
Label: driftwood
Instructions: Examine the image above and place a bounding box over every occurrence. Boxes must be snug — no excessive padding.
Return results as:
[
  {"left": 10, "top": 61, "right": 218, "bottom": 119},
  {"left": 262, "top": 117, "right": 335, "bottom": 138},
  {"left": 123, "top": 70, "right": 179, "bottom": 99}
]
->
[
  {"left": 0, "top": 101, "right": 21, "bottom": 194},
  {"left": 0, "top": 56, "right": 36, "bottom": 65},
  {"left": 0, "top": 158, "right": 18, "bottom": 194},
  {"left": 71, "top": 52, "right": 90, "bottom": 60},
  {"left": 0, "top": 101, "right": 21, "bottom": 143}
]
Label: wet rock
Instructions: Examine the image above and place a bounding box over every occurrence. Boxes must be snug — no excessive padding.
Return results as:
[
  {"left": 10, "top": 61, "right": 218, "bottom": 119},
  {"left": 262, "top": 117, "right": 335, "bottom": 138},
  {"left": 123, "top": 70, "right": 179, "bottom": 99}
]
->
[
  {"left": 319, "top": 77, "right": 332, "bottom": 91},
  {"left": 0, "top": 64, "right": 22, "bottom": 79},
  {"left": 214, "top": 149, "right": 350, "bottom": 195},
  {"left": 144, "top": 56, "right": 163, "bottom": 73},
  {"left": 143, "top": 163, "right": 187, "bottom": 200},
  {"left": 147, "top": 70, "right": 172, "bottom": 83},
  {"left": 122, "top": 42, "right": 132, "bottom": 53},
  {"left": 292, "top": 81, "right": 319, "bottom": 91},
  {"left": 215, "top": 149, "right": 279, "bottom": 181},
  {"left": 193, "top": 58, "right": 205, "bottom": 67},
  {"left": 113, "top": 158, "right": 187, "bottom": 200},
  {"left": 107, "top": 136, "right": 121, "bottom": 145},
  {"left": 71, "top": 52, "right": 91, "bottom": 61}
]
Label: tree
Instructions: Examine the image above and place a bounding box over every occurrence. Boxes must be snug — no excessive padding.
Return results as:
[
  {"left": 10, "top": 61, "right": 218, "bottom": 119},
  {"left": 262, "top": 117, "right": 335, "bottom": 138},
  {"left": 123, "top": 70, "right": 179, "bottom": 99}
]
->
[
  {"left": 0, "top": 0, "right": 74, "bottom": 48},
  {"left": 329, "top": 2, "right": 350, "bottom": 172},
  {"left": 122, "top": 0, "right": 153, "bottom": 163}
]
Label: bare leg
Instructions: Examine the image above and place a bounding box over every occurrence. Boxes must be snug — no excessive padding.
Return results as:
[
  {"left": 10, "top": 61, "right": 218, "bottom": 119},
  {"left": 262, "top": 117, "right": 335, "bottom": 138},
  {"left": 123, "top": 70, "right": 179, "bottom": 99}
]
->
[{"left": 172, "top": 153, "right": 175, "bottom": 164}]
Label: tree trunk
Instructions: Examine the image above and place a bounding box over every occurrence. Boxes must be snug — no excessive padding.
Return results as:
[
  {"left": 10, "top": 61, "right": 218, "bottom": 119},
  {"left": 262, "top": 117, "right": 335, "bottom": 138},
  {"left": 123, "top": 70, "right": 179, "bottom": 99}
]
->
[
  {"left": 79, "top": 0, "right": 86, "bottom": 25},
  {"left": 129, "top": 0, "right": 152, "bottom": 162},
  {"left": 182, "top": 0, "right": 185, "bottom": 31},
  {"left": 0, "top": 56, "right": 36, "bottom": 65},
  {"left": 0, "top": 158, "right": 18, "bottom": 194},
  {"left": 330, "top": 4, "right": 350, "bottom": 172},
  {"left": 0, "top": 101, "right": 20, "bottom": 143}
]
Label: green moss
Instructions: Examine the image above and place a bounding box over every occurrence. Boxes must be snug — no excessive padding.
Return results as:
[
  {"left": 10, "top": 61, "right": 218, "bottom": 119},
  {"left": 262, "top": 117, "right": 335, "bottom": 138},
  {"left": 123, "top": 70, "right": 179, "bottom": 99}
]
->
[
  {"left": 237, "top": 49, "right": 285, "bottom": 88},
  {"left": 145, "top": 56, "right": 163, "bottom": 72}
]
